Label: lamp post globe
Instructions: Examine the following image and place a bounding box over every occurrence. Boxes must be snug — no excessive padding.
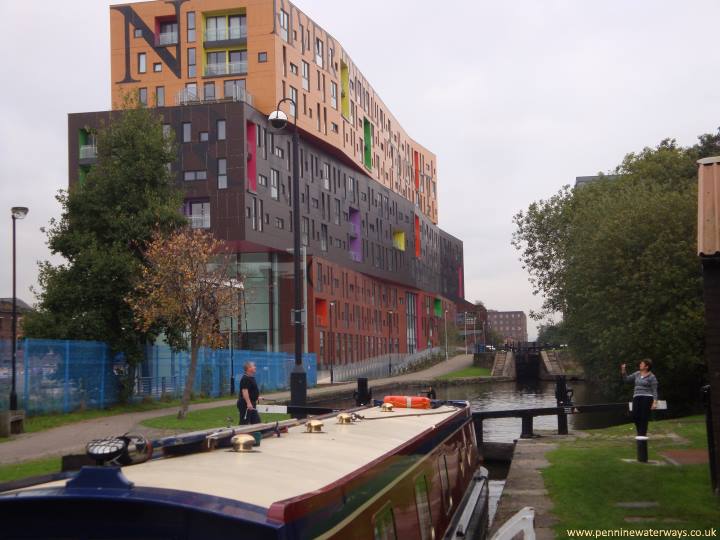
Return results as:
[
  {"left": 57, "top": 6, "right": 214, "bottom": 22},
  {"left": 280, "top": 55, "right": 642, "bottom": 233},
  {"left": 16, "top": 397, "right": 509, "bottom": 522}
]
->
[
  {"left": 268, "top": 98, "right": 306, "bottom": 409},
  {"left": 10, "top": 206, "right": 29, "bottom": 412}
]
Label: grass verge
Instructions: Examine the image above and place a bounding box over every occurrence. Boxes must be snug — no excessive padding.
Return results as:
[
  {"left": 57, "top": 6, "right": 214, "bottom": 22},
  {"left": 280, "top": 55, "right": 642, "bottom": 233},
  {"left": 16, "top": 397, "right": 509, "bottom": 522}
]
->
[
  {"left": 141, "top": 405, "right": 290, "bottom": 431},
  {"left": 0, "top": 456, "right": 62, "bottom": 484},
  {"left": 437, "top": 366, "right": 491, "bottom": 380},
  {"left": 542, "top": 415, "right": 720, "bottom": 536},
  {"left": 0, "top": 395, "right": 233, "bottom": 439}
]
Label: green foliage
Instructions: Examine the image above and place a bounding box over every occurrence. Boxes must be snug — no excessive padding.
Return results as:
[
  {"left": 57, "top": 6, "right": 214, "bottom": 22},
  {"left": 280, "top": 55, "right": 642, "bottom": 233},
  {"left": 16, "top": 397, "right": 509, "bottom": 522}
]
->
[
  {"left": 513, "top": 133, "right": 719, "bottom": 400},
  {"left": 24, "top": 101, "right": 185, "bottom": 371},
  {"left": 537, "top": 320, "right": 567, "bottom": 344},
  {"left": 0, "top": 457, "right": 62, "bottom": 483}
]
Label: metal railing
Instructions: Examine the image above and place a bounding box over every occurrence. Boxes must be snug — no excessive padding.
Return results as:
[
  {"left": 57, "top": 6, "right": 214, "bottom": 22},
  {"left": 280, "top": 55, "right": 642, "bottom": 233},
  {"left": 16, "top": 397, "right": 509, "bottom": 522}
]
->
[
  {"left": 156, "top": 31, "right": 178, "bottom": 46},
  {"left": 79, "top": 145, "right": 97, "bottom": 160},
  {"left": 204, "top": 61, "right": 247, "bottom": 76},
  {"left": 328, "top": 347, "right": 442, "bottom": 383},
  {"left": 175, "top": 86, "right": 253, "bottom": 107},
  {"left": 204, "top": 26, "right": 247, "bottom": 42},
  {"left": 187, "top": 214, "right": 210, "bottom": 229}
]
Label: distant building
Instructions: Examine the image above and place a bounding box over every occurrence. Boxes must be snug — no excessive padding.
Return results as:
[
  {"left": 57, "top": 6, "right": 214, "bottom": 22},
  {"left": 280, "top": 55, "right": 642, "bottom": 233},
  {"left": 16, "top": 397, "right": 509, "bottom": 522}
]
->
[
  {"left": 455, "top": 300, "right": 487, "bottom": 350},
  {"left": 0, "top": 298, "right": 32, "bottom": 341},
  {"left": 487, "top": 310, "right": 527, "bottom": 344}
]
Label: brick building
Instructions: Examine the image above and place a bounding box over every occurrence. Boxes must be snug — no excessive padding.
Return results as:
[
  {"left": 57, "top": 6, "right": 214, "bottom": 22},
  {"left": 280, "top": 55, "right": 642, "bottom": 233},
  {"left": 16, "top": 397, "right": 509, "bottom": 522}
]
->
[
  {"left": 486, "top": 310, "right": 527, "bottom": 345},
  {"left": 69, "top": 0, "right": 466, "bottom": 368}
]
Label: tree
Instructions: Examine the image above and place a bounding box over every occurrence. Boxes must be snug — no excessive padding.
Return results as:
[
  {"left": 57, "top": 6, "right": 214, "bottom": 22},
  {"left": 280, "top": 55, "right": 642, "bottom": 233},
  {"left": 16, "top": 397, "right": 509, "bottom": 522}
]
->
[
  {"left": 24, "top": 101, "right": 185, "bottom": 397},
  {"left": 513, "top": 134, "right": 715, "bottom": 400},
  {"left": 128, "top": 228, "right": 236, "bottom": 419},
  {"left": 537, "top": 320, "right": 567, "bottom": 345}
]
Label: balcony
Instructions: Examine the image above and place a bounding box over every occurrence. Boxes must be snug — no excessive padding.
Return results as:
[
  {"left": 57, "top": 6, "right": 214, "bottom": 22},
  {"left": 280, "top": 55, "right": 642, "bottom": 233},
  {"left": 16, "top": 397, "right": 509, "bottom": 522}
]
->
[
  {"left": 78, "top": 145, "right": 97, "bottom": 166},
  {"left": 175, "top": 87, "right": 253, "bottom": 106},
  {"left": 187, "top": 215, "right": 210, "bottom": 229},
  {"left": 348, "top": 221, "right": 360, "bottom": 237},
  {"left": 204, "top": 26, "right": 247, "bottom": 45},
  {"left": 156, "top": 31, "right": 178, "bottom": 46},
  {"left": 204, "top": 61, "right": 247, "bottom": 77}
]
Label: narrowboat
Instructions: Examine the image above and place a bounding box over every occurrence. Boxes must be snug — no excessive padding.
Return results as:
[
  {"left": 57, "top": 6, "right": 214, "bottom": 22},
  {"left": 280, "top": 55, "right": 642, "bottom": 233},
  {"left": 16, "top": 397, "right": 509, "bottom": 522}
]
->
[{"left": 0, "top": 398, "right": 489, "bottom": 539}]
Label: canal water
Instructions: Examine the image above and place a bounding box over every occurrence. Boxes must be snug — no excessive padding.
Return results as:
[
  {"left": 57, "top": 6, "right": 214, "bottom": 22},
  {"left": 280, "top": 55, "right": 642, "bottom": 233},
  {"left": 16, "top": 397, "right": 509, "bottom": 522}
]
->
[{"left": 317, "top": 379, "right": 629, "bottom": 527}]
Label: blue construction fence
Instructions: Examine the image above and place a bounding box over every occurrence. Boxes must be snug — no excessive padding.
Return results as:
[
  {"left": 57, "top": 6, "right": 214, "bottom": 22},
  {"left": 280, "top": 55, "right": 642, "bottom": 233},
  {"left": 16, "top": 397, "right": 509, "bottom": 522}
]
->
[{"left": 0, "top": 339, "right": 316, "bottom": 415}]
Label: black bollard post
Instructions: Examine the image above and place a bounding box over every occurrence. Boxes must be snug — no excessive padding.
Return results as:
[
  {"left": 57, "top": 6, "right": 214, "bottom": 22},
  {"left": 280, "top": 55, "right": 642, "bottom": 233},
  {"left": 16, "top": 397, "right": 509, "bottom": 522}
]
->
[
  {"left": 636, "top": 436, "right": 649, "bottom": 463},
  {"left": 702, "top": 385, "right": 717, "bottom": 492},
  {"left": 555, "top": 375, "right": 569, "bottom": 435},
  {"left": 355, "top": 378, "right": 371, "bottom": 406},
  {"left": 473, "top": 416, "right": 484, "bottom": 445},
  {"left": 521, "top": 415, "right": 534, "bottom": 438}
]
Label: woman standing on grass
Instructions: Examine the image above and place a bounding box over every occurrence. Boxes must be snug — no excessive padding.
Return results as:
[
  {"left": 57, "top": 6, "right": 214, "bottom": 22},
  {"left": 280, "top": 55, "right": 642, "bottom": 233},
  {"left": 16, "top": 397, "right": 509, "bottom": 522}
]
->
[{"left": 620, "top": 359, "right": 658, "bottom": 437}]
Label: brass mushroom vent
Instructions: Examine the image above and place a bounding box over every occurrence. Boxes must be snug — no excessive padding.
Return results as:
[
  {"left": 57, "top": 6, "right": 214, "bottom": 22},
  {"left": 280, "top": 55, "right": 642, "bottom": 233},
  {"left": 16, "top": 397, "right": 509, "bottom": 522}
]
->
[
  {"left": 337, "top": 413, "right": 353, "bottom": 424},
  {"left": 381, "top": 402, "right": 394, "bottom": 413},
  {"left": 231, "top": 434, "right": 256, "bottom": 452},
  {"left": 306, "top": 419, "right": 324, "bottom": 433}
]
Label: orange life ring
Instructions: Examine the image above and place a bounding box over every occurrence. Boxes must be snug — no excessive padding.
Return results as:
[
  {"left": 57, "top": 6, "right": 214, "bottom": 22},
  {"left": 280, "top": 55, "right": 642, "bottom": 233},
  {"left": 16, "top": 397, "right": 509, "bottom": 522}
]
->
[{"left": 383, "top": 395, "right": 432, "bottom": 409}]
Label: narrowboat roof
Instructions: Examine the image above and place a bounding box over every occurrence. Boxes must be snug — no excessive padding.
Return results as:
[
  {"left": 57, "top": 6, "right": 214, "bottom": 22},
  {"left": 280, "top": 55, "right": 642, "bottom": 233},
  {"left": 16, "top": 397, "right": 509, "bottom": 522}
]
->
[{"left": 11, "top": 404, "right": 464, "bottom": 510}]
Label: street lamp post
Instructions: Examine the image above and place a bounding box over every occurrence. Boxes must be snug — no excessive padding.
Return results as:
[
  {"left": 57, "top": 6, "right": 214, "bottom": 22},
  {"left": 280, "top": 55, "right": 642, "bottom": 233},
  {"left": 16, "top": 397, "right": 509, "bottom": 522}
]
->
[
  {"left": 268, "top": 99, "right": 305, "bottom": 407},
  {"left": 228, "top": 279, "right": 244, "bottom": 396},
  {"left": 10, "top": 207, "right": 29, "bottom": 412},
  {"left": 329, "top": 301, "right": 335, "bottom": 384},
  {"left": 464, "top": 312, "right": 469, "bottom": 355},
  {"left": 444, "top": 309, "right": 449, "bottom": 361},
  {"left": 387, "top": 310, "right": 393, "bottom": 377}
]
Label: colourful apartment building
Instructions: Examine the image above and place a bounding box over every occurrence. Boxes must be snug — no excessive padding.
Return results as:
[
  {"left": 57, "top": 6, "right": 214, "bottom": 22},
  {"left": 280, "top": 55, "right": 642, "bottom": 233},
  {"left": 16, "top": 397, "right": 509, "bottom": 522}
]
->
[{"left": 68, "top": 0, "right": 465, "bottom": 368}]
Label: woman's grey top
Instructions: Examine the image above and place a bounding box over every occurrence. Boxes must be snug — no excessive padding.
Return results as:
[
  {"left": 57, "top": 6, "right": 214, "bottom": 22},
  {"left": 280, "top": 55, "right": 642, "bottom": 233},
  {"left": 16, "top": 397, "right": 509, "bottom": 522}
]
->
[{"left": 623, "top": 371, "right": 658, "bottom": 400}]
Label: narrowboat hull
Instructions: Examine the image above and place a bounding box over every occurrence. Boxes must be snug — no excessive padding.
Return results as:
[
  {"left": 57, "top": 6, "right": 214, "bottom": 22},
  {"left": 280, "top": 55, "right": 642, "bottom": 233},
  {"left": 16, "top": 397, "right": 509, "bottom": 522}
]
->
[{"left": 0, "top": 401, "right": 489, "bottom": 539}]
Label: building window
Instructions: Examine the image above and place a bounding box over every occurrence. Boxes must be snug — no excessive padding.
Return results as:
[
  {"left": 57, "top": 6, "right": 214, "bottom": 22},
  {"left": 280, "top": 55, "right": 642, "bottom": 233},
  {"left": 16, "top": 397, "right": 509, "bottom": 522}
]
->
[
  {"left": 204, "top": 82, "right": 215, "bottom": 100},
  {"left": 322, "top": 163, "right": 330, "bottom": 190},
  {"left": 218, "top": 158, "right": 227, "bottom": 189},
  {"left": 331, "top": 122, "right": 339, "bottom": 133},
  {"left": 134, "top": 28, "right": 143, "bottom": 38},
  {"left": 185, "top": 201, "right": 210, "bottom": 229},
  {"left": 331, "top": 81, "right": 338, "bottom": 109},
  {"left": 224, "top": 79, "right": 245, "bottom": 100},
  {"left": 185, "top": 82, "right": 197, "bottom": 99},
  {"left": 205, "top": 16, "right": 223, "bottom": 41},
  {"left": 258, "top": 174, "right": 268, "bottom": 187},
  {"left": 217, "top": 119, "right": 226, "bottom": 141},
  {"left": 289, "top": 86, "right": 298, "bottom": 117},
  {"left": 258, "top": 51, "right": 268, "bottom": 63},
  {"left": 138, "top": 87, "right": 147, "bottom": 106},
  {"left": 301, "top": 61, "right": 309, "bottom": 91},
  {"left": 290, "top": 62, "right": 298, "bottom": 75},
  {"left": 271, "top": 169, "right": 280, "bottom": 200},
  {"left": 302, "top": 217, "right": 309, "bottom": 246},
  {"left": 320, "top": 224, "right": 328, "bottom": 251},
  {"left": 279, "top": 9, "right": 289, "bottom": 42},
  {"left": 153, "top": 63, "right": 162, "bottom": 73},
  {"left": 315, "top": 38, "right": 323, "bottom": 67},
  {"left": 183, "top": 170, "right": 207, "bottom": 181},
  {"left": 187, "top": 11, "right": 196, "bottom": 42},
  {"left": 138, "top": 52, "right": 146, "bottom": 73},
  {"left": 229, "top": 14, "right": 246, "bottom": 39},
  {"left": 188, "top": 48, "right": 196, "bottom": 78},
  {"left": 155, "top": 86, "right": 164, "bottom": 106},
  {"left": 200, "top": 131, "right": 208, "bottom": 142},
  {"left": 182, "top": 122, "right": 191, "bottom": 142},
  {"left": 158, "top": 21, "right": 178, "bottom": 45},
  {"left": 229, "top": 50, "right": 247, "bottom": 74},
  {"left": 275, "top": 217, "right": 284, "bottom": 229}
]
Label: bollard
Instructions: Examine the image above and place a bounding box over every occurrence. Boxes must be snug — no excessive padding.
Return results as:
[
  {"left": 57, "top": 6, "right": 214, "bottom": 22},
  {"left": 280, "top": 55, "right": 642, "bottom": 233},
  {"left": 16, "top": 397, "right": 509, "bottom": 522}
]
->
[
  {"left": 520, "top": 415, "right": 534, "bottom": 438},
  {"left": 702, "top": 385, "right": 717, "bottom": 492},
  {"left": 555, "top": 375, "right": 573, "bottom": 436},
  {"left": 636, "top": 436, "right": 649, "bottom": 462},
  {"left": 355, "top": 378, "right": 372, "bottom": 406}
]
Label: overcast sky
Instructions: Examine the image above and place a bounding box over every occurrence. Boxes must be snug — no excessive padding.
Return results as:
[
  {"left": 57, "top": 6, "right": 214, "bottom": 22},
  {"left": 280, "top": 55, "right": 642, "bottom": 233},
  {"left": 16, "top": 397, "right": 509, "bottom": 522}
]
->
[{"left": 2, "top": 0, "right": 719, "bottom": 339}]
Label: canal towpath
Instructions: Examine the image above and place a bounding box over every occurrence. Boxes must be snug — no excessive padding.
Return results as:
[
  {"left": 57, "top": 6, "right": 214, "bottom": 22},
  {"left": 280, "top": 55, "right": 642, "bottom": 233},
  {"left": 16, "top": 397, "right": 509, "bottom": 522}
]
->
[{"left": 0, "top": 353, "right": 475, "bottom": 465}]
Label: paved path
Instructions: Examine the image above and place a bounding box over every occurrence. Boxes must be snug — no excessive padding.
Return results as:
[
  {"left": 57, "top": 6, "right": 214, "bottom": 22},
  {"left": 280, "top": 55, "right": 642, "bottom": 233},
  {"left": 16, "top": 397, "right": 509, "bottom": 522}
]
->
[{"left": 0, "top": 354, "right": 475, "bottom": 465}]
